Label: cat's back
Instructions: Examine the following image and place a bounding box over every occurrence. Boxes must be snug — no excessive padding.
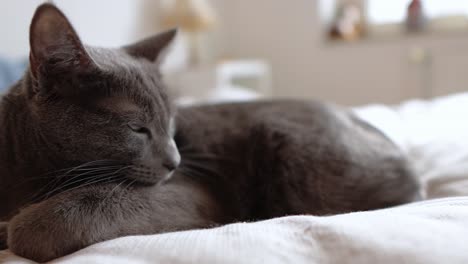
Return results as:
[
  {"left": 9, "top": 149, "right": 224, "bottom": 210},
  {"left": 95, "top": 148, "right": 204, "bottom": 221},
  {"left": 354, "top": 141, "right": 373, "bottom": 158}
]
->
[
  {"left": 176, "top": 99, "right": 392, "bottom": 150},
  {"left": 177, "top": 99, "right": 336, "bottom": 133},
  {"left": 176, "top": 100, "right": 420, "bottom": 218},
  {"left": 177, "top": 98, "right": 407, "bottom": 164}
]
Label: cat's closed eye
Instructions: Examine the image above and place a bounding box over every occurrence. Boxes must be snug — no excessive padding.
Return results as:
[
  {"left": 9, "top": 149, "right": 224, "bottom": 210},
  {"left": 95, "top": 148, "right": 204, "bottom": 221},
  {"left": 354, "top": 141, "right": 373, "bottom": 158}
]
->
[{"left": 128, "top": 122, "right": 152, "bottom": 139}]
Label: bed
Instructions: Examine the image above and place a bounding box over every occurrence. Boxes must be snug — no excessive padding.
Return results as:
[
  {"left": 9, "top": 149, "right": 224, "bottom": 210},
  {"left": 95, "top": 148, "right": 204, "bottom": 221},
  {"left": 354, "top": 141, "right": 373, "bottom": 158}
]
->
[{"left": 1, "top": 92, "right": 468, "bottom": 263}]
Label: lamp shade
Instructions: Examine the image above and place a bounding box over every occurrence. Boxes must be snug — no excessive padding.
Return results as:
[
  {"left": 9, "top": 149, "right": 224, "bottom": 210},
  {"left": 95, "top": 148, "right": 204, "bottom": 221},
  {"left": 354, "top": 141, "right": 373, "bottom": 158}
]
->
[{"left": 161, "top": 0, "right": 217, "bottom": 32}]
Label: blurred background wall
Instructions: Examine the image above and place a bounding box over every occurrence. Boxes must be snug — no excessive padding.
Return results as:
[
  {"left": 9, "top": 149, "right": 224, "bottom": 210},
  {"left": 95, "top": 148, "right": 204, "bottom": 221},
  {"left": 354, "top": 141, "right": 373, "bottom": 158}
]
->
[{"left": 1, "top": 0, "right": 468, "bottom": 105}]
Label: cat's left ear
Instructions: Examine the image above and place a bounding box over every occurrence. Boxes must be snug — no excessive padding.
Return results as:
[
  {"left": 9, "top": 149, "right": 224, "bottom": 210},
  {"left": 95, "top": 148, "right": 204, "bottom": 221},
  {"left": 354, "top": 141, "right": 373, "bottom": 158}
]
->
[
  {"left": 29, "top": 4, "right": 95, "bottom": 80},
  {"left": 124, "top": 29, "right": 177, "bottom": 66}
]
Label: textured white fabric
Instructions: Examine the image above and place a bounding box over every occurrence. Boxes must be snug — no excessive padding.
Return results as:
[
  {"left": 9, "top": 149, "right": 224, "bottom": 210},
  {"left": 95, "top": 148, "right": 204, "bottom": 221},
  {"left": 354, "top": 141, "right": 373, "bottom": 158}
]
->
[
  {"left": 354, "top": 92, "right": 468, "bottom": 199},
  {"left": 2, "top": 93, "right": 468, "bottom": 263},
  {"left": 1, "top": 198, "right": 468, "bottom": 264}
]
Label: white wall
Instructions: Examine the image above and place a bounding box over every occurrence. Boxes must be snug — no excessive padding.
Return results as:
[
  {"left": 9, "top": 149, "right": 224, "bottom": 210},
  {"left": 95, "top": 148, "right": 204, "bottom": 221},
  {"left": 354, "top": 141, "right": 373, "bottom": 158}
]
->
[
  {"left": 2, "top": 1, "right": 467, "bottom": 105},
  {"left": 0, "top": 0, "right": 161, "bottom": 58},
  {"left": 0, "top": 0, "right": 44, "bottom": 58},
  {"left": 213, "top": 0, "right": 468, "bottom": 105}
]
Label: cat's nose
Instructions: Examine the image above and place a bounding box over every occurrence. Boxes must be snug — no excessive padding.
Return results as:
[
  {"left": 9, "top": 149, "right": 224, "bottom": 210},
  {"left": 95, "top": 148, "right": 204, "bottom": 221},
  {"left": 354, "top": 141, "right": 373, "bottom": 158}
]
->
[{"left": 163, "top": 139, "right": 181, "bottom": 171}]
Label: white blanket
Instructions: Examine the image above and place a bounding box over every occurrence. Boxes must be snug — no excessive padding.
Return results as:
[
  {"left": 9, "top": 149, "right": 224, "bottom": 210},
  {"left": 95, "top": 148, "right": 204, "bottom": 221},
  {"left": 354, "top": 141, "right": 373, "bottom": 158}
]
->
[{"left": 2, "top": 93, "right": 468, "bottom": 264}]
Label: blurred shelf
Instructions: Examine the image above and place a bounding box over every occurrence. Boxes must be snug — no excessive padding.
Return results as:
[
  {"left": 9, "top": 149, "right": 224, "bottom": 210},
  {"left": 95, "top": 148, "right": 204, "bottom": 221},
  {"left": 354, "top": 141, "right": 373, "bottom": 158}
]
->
[{"left": 323, "top": 22, "right": 468, "bottom": 48}]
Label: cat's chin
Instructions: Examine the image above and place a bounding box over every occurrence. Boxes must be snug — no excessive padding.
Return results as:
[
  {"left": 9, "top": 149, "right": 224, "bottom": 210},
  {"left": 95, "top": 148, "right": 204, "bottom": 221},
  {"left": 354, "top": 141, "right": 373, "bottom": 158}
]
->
[{"left": 126, "top": 167, "right": 174, "bottom": 186}]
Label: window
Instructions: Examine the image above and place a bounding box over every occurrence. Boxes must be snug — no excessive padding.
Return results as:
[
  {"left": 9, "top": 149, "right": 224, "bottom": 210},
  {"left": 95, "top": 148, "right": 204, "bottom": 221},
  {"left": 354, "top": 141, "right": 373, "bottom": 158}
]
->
[
  {"left": 320, "top": 0, "right": 468, "bottom": 42},
  {"left": 368, "top": 0, "right": 468, "bottom": 25}
]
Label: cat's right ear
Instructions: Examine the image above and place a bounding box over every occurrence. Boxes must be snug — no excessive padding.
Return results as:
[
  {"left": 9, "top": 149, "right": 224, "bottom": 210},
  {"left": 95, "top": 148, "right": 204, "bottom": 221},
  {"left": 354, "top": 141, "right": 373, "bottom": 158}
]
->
[
  {"left": 124, "top": 29, "right": 178, "bottom": 66},
  {"left": 29, "top": 4, "right": 94, "bottom": 90}
]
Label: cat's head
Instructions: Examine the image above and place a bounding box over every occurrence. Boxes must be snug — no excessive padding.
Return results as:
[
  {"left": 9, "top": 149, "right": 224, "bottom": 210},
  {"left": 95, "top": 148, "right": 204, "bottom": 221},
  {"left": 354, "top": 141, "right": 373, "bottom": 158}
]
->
[{"left": 25, "top": 4, "right": 180, "bottom": 185}]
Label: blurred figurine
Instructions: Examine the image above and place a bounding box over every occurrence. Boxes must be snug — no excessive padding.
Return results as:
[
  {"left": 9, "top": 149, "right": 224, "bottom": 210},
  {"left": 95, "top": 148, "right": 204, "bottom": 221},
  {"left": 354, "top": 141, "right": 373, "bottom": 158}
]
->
[
  {"left": 161, "top": 0, "right": 217, "bottom": 66},
  {"left": 329, "top": 2, "right": 365, "bottom": 41},
  {"left": 406, "top": 0, "right": 427, "bottom": 33}
]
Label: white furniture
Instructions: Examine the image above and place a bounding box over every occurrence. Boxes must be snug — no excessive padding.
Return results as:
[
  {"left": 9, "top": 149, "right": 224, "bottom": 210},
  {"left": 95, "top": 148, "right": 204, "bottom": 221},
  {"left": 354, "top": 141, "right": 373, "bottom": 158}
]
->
[{"left": 165, "top": 60, "right": 272, "bottom": 105}]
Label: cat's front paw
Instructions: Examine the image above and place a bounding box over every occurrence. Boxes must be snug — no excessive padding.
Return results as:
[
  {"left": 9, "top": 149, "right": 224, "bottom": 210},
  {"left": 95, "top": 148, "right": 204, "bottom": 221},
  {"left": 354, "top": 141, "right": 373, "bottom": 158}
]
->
[
  {"left": 7, "top": 185, "right": 131, "bottom": 262},
  {"left": 8, "top": 201, "right": 87, "bottom": 262},
  {"left": 0, "top": 222, "right": 7, "bottom": 250}
]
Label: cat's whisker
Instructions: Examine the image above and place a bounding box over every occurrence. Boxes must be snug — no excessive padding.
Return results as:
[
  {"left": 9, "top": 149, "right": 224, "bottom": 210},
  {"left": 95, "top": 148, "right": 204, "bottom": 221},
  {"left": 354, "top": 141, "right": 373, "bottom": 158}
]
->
[
  {"left": 95, "top": 179, "right": 128, "bottom": 211},
  {"left": 13, "top": 163, "right": 127, "bottom": 190},
  {"left": 23, "top": 161, "right": 122, "bottom": 191},
  {"left": 176, "top": 144, "right": 197, "bottom": 152},
  {"left": 49, "top": 175, "right": 122, "bottom": 200},
  {"left": 32, "top": 173, "right": 106, "bottom": 203},
  {"left": 41, "top": 177, "right": 96, "bottom": 201},
  {"left": 48, "top": 173, "right": 122, "bottom": 200},
  {"left": 39, "top": 166, "right": 121, "bottom": 200},
  {"left": 7, "top": 165, "right": 90, "bottom": 190},
  {"left": 56, "top": 165, "right": 123, "bottom": 186},
  {"left": 58, "top": 160, "right": 122, "bottom": 177},
  {"left": 42, "top": 165, "right": 131, "bottom": 200},
  {"left": 181, "top": 160, "right": 220, "bottom": 173},
  {"left": 181, "top": 162, "right": 217, "bottom": 170},
  {"left": 117, "top": 179, "right": 138, "bottom": 205},
  {"left": 8, "top": 174, "right": 62, "bottom": 191},
  {"left": 25, "top": 177, "right": 90, "bottom": 205},
  {"left": 181, "top": 153, "right": 238, "bottom": 163},
  {"left": 25, "top": 162, "right": 130, "bottom": 204},
  {"left": 106, "top": 180, "right": 126, "bottom": 200}
]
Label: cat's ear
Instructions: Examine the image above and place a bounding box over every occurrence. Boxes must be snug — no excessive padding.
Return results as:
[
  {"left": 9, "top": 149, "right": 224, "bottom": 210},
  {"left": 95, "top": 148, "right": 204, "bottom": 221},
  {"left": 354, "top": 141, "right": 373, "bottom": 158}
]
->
[
  {"left": 124, "top": 29, "right": 177, "bottom": 65},
  {"left": 29, "top": 3, "right": 93, "bottom": 81}
]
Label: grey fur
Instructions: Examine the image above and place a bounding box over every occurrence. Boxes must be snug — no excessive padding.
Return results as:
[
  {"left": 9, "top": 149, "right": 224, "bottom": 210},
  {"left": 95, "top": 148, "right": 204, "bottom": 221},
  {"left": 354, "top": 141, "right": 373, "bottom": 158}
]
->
[
  {"left": 0, "top": 3, "right": 421, "bottom": 262},
  {"left": 0, "top": 222, "right": 7, "bottom": 250}
]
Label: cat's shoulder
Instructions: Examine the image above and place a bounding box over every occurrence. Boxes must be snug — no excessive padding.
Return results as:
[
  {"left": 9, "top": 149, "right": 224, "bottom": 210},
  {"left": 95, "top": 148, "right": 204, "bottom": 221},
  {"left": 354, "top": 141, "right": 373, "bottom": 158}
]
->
[{"left": 177, "top": 99, "right": 337, "bottom": 114}]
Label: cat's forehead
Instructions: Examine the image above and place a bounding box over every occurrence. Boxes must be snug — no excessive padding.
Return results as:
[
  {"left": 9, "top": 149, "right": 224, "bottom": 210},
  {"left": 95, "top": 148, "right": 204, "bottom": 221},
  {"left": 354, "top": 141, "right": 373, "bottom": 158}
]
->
[
  {"left": 86, "top": 47, "right": 166, "bottom": 100},
  {"left": 82, "top": 47, "right": 172, "bottom": 119},
  {"left": 97, "top": 96, "right": 141, "bottom": 113},
  {"left": 86, "top": 47, "right": 154, "bottom": 73}
]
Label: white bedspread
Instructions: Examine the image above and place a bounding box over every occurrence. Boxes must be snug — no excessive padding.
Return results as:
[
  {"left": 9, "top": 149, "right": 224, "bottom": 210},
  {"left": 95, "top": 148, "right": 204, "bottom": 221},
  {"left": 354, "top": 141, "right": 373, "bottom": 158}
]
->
[{"left": 2, "top": 93, "right": 468, "bottom": 264}]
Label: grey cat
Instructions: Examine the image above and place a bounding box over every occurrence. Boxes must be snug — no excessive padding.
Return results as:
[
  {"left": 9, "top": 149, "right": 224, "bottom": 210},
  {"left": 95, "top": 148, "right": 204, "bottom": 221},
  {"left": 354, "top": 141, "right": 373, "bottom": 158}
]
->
[{"left": 0, "top": 4, "right": 420, "bottom": 262}]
